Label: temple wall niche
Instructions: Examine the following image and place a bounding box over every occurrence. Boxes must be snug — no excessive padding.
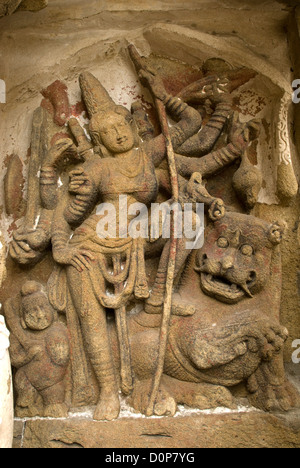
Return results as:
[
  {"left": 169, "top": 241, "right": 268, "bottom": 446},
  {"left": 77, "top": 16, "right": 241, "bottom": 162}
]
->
[{"left": 0, "top": 0, "right": 300, "bottom": 448}]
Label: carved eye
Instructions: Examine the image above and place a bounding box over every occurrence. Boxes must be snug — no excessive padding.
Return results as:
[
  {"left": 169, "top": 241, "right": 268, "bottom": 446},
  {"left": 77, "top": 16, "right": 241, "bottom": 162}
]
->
[
  {"left": 217, "top": 237, "right": 229, "bottom": 248},
  {"left": 240, "top": 244, "right": 254, "bottom": 256}
]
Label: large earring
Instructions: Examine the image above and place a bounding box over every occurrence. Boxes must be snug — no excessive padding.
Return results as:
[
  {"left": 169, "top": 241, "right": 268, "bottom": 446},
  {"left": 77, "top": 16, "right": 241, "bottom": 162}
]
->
[
  {"left": 268, "top": 221, "right": 286, "bottom": 245},
  {"left": 208, "top": 199, "right": 226, "bottom": 222}
]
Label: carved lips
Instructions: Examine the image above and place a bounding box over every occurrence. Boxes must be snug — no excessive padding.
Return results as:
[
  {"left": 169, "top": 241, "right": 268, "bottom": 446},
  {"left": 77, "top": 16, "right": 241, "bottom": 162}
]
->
[{"left": 200, "top": 271, "right": 252, "bottom": 304}]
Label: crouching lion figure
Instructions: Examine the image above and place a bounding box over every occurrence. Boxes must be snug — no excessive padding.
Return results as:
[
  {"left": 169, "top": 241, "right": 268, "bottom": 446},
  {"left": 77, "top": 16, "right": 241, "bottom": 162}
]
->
[{"left": 108, "top": 211, "right": 300, "bottom": 416}]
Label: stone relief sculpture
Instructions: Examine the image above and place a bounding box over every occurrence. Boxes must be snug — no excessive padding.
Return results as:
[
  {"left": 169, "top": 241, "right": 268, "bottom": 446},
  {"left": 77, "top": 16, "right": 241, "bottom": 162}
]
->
[{"left": 3, "top": 44, "right": 300, "bottom": 421}]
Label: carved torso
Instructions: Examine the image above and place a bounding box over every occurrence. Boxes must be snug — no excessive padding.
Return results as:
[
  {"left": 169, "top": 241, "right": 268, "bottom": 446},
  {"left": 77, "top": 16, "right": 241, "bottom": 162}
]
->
[{"left": 99, "top": 148, "right": 159, "bottom": 205}]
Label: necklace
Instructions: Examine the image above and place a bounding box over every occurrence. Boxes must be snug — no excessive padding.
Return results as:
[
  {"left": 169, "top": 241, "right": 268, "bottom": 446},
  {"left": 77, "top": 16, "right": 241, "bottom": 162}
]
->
[{"left": 116, "top": 148, "right": 144, "bottom": 179}]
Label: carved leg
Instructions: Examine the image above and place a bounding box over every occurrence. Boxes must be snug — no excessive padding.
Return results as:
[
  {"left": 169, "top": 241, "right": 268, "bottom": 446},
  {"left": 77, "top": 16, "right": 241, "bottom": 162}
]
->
[
  {"left": 162, "top": 375, "right": 236, "bottom": 410},
  {"left": 129, "top": 329, "right": 177, "bottom": 416},
  {"left": 128, "top": 378, "right": 177, "bottom": 417},
  {"left": 247, "top": 353, "right": 300, "bottom": 412},
  {"left": 40, "top": 382, "right": 69, "bottom": 418},
  {"left": 14, "top": 368, "right": 43, "bottom": 417},
  {"left": 68, "top": 269, "right": 120, "bottom": 421},
  {"left": 81, "top": 302, "right": 120, "bottom": 421}
]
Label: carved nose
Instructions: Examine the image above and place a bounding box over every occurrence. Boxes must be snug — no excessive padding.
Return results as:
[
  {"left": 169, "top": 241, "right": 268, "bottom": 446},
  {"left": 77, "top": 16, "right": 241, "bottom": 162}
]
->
[
  {"left": 36, "top": 306, "right": 44, "bottom": 319},
  {"left": 220, "top": 257, "right": 234, "bottom": 272}
]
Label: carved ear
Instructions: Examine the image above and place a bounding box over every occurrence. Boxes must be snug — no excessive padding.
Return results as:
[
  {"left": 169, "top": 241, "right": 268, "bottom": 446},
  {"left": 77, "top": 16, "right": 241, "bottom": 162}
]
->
[
  {"left": 208, "top": 199, "right": 226, "bottom": 222},
  {"left": 268, "top": 221, "right": 286, "bottom": 245},
  {"left": 20, "top": 317, "right": 27, "bottom": 330}
]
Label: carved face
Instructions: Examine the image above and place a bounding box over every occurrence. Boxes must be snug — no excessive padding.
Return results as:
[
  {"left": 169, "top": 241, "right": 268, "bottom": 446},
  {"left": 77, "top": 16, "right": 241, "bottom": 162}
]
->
[
  {"left": 90, "top": 111, "right": 135, "bottom": 154},
  {"left": 196, "top": 212, "right": 282, "bottom": 304},
  {"left": 22, "top": 293, "right": 54, "bottom": 331}
]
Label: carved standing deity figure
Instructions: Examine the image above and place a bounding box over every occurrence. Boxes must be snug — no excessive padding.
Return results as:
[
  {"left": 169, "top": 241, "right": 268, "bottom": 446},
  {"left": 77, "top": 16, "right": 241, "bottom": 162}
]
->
[{"left": 47, "top": 70, "right": 206, "bottom": 421}]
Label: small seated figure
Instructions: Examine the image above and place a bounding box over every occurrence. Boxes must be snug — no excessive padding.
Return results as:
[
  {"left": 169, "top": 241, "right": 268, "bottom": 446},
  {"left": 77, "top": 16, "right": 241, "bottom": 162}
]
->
[{"left": 4, "top": 281, "right": 70, "bottom": 418}]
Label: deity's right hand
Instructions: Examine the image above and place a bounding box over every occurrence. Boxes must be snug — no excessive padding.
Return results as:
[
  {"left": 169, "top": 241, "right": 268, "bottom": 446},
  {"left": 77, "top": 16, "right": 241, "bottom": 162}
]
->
[
  {"left": 68, "top": 168, "right": 94, "bottom": 195},
  {"left": 9, "top": 227, "right": 47, "bottom": 265},
  {"left": 138, "top": 69, "right": 167, "bottom": 102},
  {"left": 53, "top": 247, "right": 95, "bottom": 272},
  {"left": 44, "top": 138, "right": 80, "bottom": 168}
]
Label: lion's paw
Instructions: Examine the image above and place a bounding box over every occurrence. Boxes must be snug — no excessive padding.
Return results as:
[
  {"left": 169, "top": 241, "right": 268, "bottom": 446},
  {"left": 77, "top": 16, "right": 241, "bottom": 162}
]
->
[
  {"left": 248, "top": 377, "right": 300, "bottom": 412},
  {"left": 128, "top": 379, "right": 177, "bottom": 417}
]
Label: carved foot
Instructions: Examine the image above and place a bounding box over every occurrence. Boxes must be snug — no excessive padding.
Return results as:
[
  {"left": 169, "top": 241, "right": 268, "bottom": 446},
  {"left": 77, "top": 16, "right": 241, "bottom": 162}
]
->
[
  {"left": 44, "top": 403, "right": 69, "bottom": 418},
  {"left": 190, "top": 384, "right": 236, "bottom": 410},
  {"left": 248, "top": 377, "right": 300, "bottom": 412},
  {"left": 93, "top": 392, "right": 120, "bottom": 421},
  {"left": 163, "top": 377, "right": 236, "bottom": 410},
  {"left": 129, "top": 379, "right": 177, "bottom": 417},
  {"left": 15, "top": 405, "right": 42, "bottom": 418}
]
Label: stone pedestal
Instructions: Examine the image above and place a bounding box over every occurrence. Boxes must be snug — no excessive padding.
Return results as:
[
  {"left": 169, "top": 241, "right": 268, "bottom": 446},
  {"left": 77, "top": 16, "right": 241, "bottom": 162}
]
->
[
  {"left": 13, "top": 408, "right": 300, "bottom": 449},
  {"left": 14, "top": 366, "right": 300, "bottom": 448},
  {"left": 0, "top": 316, "right": 13, "bottom": 449}
]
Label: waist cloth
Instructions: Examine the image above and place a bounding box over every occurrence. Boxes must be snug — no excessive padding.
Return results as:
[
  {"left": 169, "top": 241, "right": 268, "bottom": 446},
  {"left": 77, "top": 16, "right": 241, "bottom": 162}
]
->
[{"left": 49, "top": 229, "right": 149, "bottom": 312}]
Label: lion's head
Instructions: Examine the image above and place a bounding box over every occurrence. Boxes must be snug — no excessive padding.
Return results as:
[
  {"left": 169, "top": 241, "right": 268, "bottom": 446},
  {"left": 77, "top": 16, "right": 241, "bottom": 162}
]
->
[{"left": 195, "top": 212, "right": 284, "bottom": 304}]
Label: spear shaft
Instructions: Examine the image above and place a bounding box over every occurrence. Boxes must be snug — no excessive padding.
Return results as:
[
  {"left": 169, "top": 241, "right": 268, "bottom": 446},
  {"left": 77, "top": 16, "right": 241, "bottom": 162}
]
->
[{"left": 128, "top": 45, "right": 179, "bottom": 416}]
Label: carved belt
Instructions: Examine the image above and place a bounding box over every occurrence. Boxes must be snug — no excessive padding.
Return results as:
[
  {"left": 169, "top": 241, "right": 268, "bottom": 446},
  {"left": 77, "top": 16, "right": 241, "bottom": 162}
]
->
[{"left": 69, "top": 234, "right": 149, "bottom": 309}]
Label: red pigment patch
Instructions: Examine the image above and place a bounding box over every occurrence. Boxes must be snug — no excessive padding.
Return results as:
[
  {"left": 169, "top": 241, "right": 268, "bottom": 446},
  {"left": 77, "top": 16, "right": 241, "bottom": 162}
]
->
[
  {"left": 50, "top": 132, "right": 71, "bottom": 146},
  {"left": 8, "top": 220, "right": 18, "bottom": 236},
  {"left": 70, "top": 100, "right": 88, "bottom": 118},
  {"left": 41, "top": 80, "right": 71, "bottom": 127},
  {"left": 4, "top": 154, "right": 25, "bottom": 219},
  {"left": 162, "top": 69, "right": 204, "bottom": 97}
]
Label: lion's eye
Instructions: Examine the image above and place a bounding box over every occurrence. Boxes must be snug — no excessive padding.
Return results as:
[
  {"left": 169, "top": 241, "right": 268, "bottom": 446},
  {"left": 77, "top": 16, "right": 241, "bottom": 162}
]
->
[
  {"left": 217, "top": 237, "right": 229, "bottom": 248},
  {"left": 240, "top": 244, "right": 254, "bottom": 256}
]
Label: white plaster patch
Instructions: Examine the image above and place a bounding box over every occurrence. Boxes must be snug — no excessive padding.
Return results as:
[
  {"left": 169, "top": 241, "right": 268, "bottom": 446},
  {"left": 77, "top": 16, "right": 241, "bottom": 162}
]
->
[{"left": 0, "top": 315, "right": 13, "bottom": 448}]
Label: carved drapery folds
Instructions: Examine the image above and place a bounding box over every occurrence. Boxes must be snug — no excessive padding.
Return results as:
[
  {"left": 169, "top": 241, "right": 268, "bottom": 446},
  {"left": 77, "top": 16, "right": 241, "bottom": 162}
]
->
[{"left": 2, "top": 34, "right": 299, "bottom": 422}]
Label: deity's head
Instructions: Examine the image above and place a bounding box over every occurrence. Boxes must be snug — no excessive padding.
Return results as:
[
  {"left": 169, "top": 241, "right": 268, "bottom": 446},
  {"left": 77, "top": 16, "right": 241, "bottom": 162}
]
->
[
  {"left": 89, "top": 109, "right": 135, "bottom": 155},
  {"left": 195, "top": 212, "right": 285, "bottom": 304},
  {"left": 79, "top": 72, "right": 136, "bottom": 155},
  {"left": 21, "top": 281, "right": 54, "bottom": 331}
]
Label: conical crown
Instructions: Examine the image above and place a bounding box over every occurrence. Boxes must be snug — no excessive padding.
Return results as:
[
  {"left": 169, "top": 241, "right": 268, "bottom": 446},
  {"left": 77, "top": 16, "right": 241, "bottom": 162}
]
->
[
  {"left": 79, "top": 71, "right": 130, "bottom": 121},
  {"left": 79, "top": 72, "right": 116, "bottom": 118}
]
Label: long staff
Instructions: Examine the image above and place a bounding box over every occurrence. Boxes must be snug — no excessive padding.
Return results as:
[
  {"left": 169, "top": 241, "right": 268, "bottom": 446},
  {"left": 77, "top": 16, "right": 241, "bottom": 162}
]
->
[{"left": 128, "top": 45, "right": 179, "bottom": 416}]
